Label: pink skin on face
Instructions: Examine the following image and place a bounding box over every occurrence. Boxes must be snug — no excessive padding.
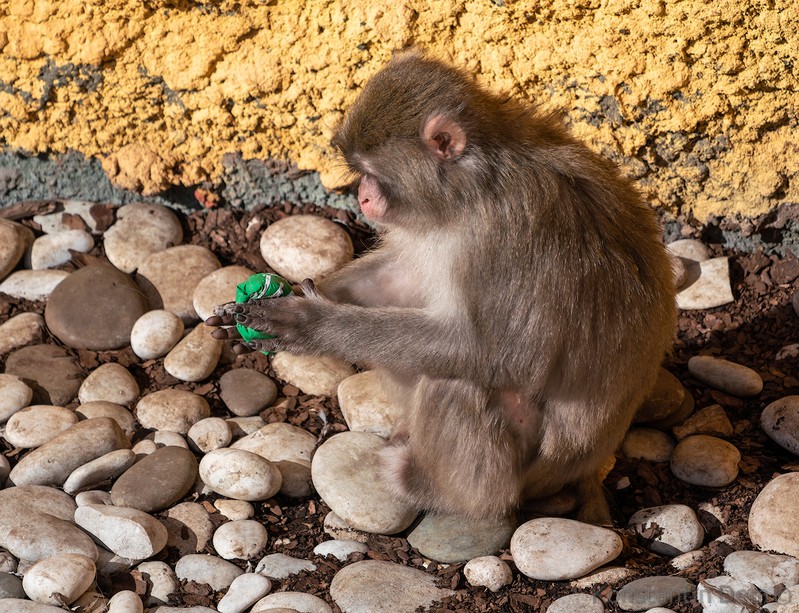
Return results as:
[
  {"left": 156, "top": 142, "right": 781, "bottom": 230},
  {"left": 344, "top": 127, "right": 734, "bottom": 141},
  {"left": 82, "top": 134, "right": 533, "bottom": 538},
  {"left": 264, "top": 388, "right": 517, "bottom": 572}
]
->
[{"left": 358, "top": 175, "right": 388, "bottom": 220}]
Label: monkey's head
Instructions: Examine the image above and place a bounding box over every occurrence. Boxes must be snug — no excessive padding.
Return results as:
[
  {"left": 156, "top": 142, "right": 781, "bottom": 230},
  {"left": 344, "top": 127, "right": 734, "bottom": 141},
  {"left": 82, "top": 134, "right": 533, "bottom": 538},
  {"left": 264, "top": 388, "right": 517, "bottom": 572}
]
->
[{"left": 332, "top": 51, "right": 493, "bottom": 227}]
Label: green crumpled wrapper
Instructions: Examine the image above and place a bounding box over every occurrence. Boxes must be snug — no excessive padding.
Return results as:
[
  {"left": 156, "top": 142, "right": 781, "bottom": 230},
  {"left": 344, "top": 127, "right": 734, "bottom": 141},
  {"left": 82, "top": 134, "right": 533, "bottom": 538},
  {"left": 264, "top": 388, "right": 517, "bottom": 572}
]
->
[{"left": 235, "top": 272, "right": 293, "bottom": 354}]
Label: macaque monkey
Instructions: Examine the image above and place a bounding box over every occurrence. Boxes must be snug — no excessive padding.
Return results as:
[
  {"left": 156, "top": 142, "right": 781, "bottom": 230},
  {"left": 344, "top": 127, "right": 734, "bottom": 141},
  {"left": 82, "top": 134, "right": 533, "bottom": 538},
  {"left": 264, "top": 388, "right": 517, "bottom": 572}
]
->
[{"left": 209, "top": 51, "right": 676, "bottom": 524}]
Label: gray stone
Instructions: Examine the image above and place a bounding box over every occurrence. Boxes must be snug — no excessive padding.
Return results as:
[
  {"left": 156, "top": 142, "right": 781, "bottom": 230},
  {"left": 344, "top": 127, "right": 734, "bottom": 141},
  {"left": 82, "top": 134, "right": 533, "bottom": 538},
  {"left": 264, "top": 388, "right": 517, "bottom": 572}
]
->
[
  {"left": 220, "top": 368, "right": 278, "bottom": 416},
  {"left": 311, "top": 431, "right": 417, "bottom": 534},
  {"left": 29, "top": 229, "right": 93, "bottom": 269},
  {"left": 0, "top": 572, "right": 25, "bottom": 599},
  {"left": 111, "top": 445, "right": 198, "bottom": 512},
  {"left": 44, "top": 263, "right": 148, "bottom": 350},
  {"left": 0, "top": 312, "right": 45, "bottom": 355},
  {"left": 688, "top": 356, "right": 763, "bottom": 397},
  {"left": 670, "top": 435, "right": 740, "bottom": 487},
  {"left": 0, "top": 601, "right": 66, "bottom": 612},
  {"left": 5, "top": 343, "right": 83, "bottom": 405},
  {"left": 0, "top": 270, "right": 69, "bottom": 300},
  {"left": 673, "top": 404, "right": 733, "bottom": 440},
  {"left": 255, "top": 553, "right": 316, "bottom": 579},
  {"left": 214, "top": 499, "right": 255, "bottom": 521},
  {"left": 130, "top": 310, "right": 185, "bottom": 359},
  {"left": 271, "top": 352, "right": 355, "bottom": 396},
  {"left": 252, "top": 593, "right": 329, "bottom": 612},
  {"left": 9, "top": 417, "right": 130, "bottom": 487},
  {"left": 510, "top": 518, "right": 623, "bottom": 580},
  {"left": 107, "top": 590, "right": 144, "bottom": 613},
  {"left": 137, "top": 244, "right": 221, "bottom": 324},
  {"left": 723, "top": 550, "right": 799, "bottom": 596},
  {"left": 749, "top": 472, "right": 799, "bottom": 558},
  {"left": 548, "top": 594, "right": 605, "bottom": 613},
  {"left": 761, "top": 396, "right": 799, "bottom": 455},
  {"left": 135, "top": 389, "right": 210, "bottom": 434},
  {"left": 407, "top": 512, "right": 516, "bottom": 563},
  {"left": 232, "top": 422, "right": 316, "bottom": 465},
  {"left": 260, "top": 214, "right": 353, "bottom": 283},
  {"left": 628, "top": 505, "right": 704, "bottom": 556},
  {"left": 647, "top": 390, "right": 695, "bottom": 431},
  {"left": 616, "top": 576, "right": 694, "bottom": 611},
  {"left": 104, "top": 202, "right": 183, "bottom": 273},
  {"left": 330, "top": 560, "right": 453, "bottom": 613},
  {"left": 78, "top": 362, "right": 140, "bottom": 407}
]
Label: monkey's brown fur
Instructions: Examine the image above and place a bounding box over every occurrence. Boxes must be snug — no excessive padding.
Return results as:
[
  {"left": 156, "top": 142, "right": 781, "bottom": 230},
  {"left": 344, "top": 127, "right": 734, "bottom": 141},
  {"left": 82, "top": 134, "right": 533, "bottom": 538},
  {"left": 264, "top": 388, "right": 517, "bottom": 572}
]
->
[{"left": 212, "top": 51, "right": 676, "bottom": 524}]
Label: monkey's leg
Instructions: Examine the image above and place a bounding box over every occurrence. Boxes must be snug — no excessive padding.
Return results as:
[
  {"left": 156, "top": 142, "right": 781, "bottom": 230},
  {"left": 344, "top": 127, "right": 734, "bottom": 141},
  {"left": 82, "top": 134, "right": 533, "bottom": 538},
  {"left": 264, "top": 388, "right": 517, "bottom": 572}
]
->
[{"left": 575, "top": 473, "right": 613, "bottom": 526}]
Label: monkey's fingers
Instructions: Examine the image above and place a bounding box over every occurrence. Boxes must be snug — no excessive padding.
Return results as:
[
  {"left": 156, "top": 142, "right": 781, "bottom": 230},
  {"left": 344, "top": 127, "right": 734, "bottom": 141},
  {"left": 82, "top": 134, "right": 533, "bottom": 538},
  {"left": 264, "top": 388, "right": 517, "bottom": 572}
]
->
[{"left": 208, "top": 325, "right": 244, "bottom": 341}]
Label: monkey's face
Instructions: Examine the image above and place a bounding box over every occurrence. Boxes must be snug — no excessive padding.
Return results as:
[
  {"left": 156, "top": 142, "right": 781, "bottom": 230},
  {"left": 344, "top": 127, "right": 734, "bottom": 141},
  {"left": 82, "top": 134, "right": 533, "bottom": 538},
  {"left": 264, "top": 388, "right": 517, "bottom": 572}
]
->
[{"left": 356, "top": 174, "right": 388, "bottom": 221}]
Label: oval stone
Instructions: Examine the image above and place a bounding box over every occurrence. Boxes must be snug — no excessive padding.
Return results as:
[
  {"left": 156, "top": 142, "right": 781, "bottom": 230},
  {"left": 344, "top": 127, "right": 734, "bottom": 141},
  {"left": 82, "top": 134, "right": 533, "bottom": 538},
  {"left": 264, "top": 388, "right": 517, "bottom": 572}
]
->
[
  {"left": 187, "top": 417, "right": 232, "bottom": 453},
  {"left": 104, "top": 202, "right": 183, "bottom": 273},
  {"left": 29, "top": 229, "right": 94, "bottom": 270},
  {"left": 76, "top": 401, "right": 137, "bottom": 439},
  {"left": 0, "top": 374, "right": 33, "bottom": 423},
  {"left": 670, "top": 435, "right": 740, "bottom": 487},
  {"left": 192, "top": 265, "right": 255, "bottom": 322},
  {"left": 0, "top": 270, "right": 69, "bottom": 300},
  {"left": 63, "top": 449, "right": 137, "bottom": 495},
  {"left": 510, "top": 518, "right": 623, "bottom": 580},
  {"left": 687, "top": 355, "right": 763, "bottom": 397},
  {"left": 621, "top": 428, "right": 675, "bottom": 462},
  {"left": 130, "top": 310, "right": 185, "bottom": 360},
  {"left": 111, "top": 446, "right": 198, "bottom": 512},
  {"left": 4, "top": 344, "right": 83, "bottom": 405},
  {"left": 75, "top": 504, "right": 168, "bottom": 559},
  {"left": 271, "top": 352, "right": 355, "bottom": 396},
  {"left": 635, "top": 368, "right": 686, "bottom": 423},
  {"left": 463, "top": 556, "right": 513, "bottom": 592},
  {"left": 0, "top": 219, "right": 27, "bottom": 280},
  {"left": 548, "top": 594, "right": 605, "bottom": 613},
  {"left": 260, "top": 215, "right": 353, "bottom": 283},
  {"left": 199, "top": 448, "right": 282, "bottom": 501},
  {"left": 329, "top": 560, "right": 451, "bottom": 613},
  {"left": 749, "top": 472, "right": 799, "bottom": 558},
  {"left": 22, "top": 554, "right": 96, "bottom": 605},
  {"left": 137, "top": 245, "right": 220, "bottom": 323},
  {"left": 135, "top": 390, "right": 210, "bottom": 434},
  {"left": 217, "top": 573, "right": 272, "bottom": 613},
  {"left": 213, "top": 520, "right": 268, "bottom": 560},
  {"left": 78, "top": 362, "right": 140, "bottom": 407},
  {"left": 219, "top": 368, "right": 278, "bottom": 417},
  {"left": 628, "top": 505, "right": 704, "bottom": 556},
  {"left": 616, "top": 576, "right": 694, "bottom": 611},
  {"left": 163, "top": 324, "right": 223, "bottom": 382},
  {"left": 337, "top": 370, "right": 404, "bottom": 438},
  {"left": 174, "top": 554, "right": 244, "bottom": 591},
  {"left": 407, "top": 512, "right": 516, "bottom": 563},
  {"left": 761, "top": 396, "right": 799, "bottom": 455},
  {"left": 0, "top": 312, "right": 46, "bottom": 355},
  {"left": 232, "top": 422, "right": 316, "bottom": 465},
  {"left": 4, "top": 405, "right": 78, "bottom": 448},
  {"left": 45, "top": 263, "right": 148, "bottom": 350},
  {"left": 9, "top": 417, "right": 130, "bottom": 487},
  {"left": 311, "top": 431, "right": 417, "bottom": 534}
]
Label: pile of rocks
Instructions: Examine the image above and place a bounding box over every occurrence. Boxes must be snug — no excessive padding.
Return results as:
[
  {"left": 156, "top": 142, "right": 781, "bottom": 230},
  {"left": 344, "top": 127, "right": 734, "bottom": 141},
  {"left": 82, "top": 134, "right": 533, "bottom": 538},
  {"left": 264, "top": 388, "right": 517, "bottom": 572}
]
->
[{"left": 0, "top": 203, "right": 798, "bottom": 613}]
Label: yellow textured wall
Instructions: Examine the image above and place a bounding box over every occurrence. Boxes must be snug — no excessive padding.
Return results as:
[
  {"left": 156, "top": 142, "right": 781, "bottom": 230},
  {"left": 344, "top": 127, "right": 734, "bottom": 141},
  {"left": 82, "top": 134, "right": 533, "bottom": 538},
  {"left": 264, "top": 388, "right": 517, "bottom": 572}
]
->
[{"left": 1, "top": 0, "right": 797, "bottom": 219}]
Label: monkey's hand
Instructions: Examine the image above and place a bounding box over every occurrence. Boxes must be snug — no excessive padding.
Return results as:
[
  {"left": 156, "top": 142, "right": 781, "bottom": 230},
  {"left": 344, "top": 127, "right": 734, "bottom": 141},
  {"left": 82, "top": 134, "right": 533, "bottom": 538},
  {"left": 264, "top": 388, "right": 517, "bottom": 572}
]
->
[{"left": 207, "top": 279, "right": 325, "bottom": 355}]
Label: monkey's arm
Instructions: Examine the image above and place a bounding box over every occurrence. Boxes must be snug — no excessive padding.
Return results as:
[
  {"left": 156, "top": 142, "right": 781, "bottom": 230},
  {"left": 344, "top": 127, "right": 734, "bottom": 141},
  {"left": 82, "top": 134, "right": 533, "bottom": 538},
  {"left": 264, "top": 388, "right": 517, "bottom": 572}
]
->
[
  {"left": 212, "top": 284, "right": 478, "bottom": 380},
  {"left": 316, "top": 251, "right": 398, "bottom": 307}
]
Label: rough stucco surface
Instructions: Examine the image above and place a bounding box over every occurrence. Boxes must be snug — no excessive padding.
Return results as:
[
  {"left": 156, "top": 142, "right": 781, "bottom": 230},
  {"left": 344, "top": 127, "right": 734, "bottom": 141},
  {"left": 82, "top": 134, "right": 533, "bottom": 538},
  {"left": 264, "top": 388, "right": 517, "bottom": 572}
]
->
[{"left": 0, "top": 0, "right": 797, "bottom": 219}]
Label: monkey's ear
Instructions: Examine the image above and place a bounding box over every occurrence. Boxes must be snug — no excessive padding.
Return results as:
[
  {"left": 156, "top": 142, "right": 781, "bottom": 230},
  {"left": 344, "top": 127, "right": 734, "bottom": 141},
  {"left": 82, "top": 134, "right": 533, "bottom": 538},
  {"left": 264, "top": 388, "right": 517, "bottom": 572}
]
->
[{"left": 422, "top": 114, "right": 466, "bottom": 161}]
